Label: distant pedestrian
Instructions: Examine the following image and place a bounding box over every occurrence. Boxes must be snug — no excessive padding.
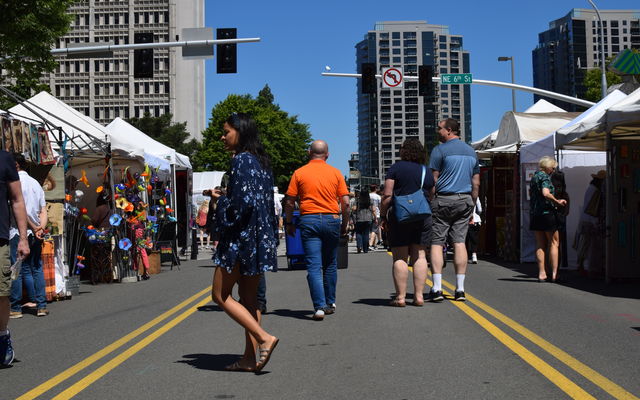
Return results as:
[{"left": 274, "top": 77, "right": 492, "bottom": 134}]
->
[
  {"left": 380, "top": 138, "right": 434, "bottom": 307},
  {"left": 466, "top": 198, "right": 483, "bottom": 264},
  {"left": 353, "top": 191, "right": 374, "bottom": 253},
  {"left": 429, "top": 118, "right": 480, "bottom": 302},
  {"left": 196, "top": 199, "right": 210, "bottom": 249},
  {"left": 284, "top": 140, "right": 350, "bottom": 321},
  {"left": 550, "top": 170, "right": 570, "bottom": 270},
  {"left": 0, "top": 151, "right": 31, "bottom": 367},
  {"left": 529, "top": 156, "right": 566, "bottom": 283},
  {"left": 369, "top": 185, "right": 382, "bottom": 249},
  {"left": 209, "top": 113, "right": 279, "bottom": 373},
  {"left": 573, "top": 170, "right": 605, "bottom": 278}
]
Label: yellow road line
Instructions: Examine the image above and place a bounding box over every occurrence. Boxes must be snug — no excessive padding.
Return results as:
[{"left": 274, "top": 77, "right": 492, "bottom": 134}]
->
[
  {"left": 440, "top": 280, "right": 640, "bottom": 400},
  {"left": 440, "top": 287, "right": 596, "bottom": 399},
  {"left": 17, "top": 287, "right": 212, "bottom": 400},
  {"left": 52, "top": 295, "right": 212, "bottom": 400}
]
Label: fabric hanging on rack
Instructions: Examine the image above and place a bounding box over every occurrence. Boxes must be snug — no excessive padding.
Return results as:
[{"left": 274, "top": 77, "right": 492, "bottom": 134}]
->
[
  {"left": 38, "top": 127, "right": 55, "bottom": 165},
  {"left": 42, "top": 240, "right": 56, "bottom": 301},
  {"left": 11, "top": 119, "right": 22, "bottom": 153}
]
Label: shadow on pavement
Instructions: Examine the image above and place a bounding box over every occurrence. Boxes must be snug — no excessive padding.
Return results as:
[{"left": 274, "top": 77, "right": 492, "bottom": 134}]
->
[
  {"left": 176, "top": 353, "right": 238, "bottom": 371},
  {"left": 483, "top": 256, "right": 640, "bottom": 300},
  {"left": 352, "top": 298, "right": 391, "bottom": 307},
  {"left": 197, "top": 305, "right": 223, "bottom": 312},
  {"left": 268, "top": 308, "right": 312, "bottom": 320}
]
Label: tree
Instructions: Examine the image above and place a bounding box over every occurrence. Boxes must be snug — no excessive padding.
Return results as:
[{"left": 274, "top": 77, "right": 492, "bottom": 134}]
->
[
  {"left": 583, "top": 67, "right": 622, "bottom": 102},
  {"left": 0, "top": 0, "right": 74, "bottom": 109},
  {"left": 127, "top": 113, "right": 200, "bottom": 158},
  {"left": 193, "top": 85, "right": 312, "bottom": 190}
]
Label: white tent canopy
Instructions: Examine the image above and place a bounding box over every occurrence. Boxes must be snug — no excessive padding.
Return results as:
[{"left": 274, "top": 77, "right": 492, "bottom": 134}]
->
[
  {"left": 493, "top": 111, "right": 580, "bottom": 149},
  {"left": 105, "top": 117, "right": 192, "bottom": 171},
  {"left": 192, "top": 171, "right": 226, "bottom": 194},
  {"left": 555, "top": 90, "right": 632, "bottom": 150},
  {"left": 9, "top": 91, "right": 108, "bottom": 152},
  {"left": 472, "top": 99, "right": 567, "bottom": 151},
  {"left": 520, "top": 90, "right": 627, "bottom": 164}
]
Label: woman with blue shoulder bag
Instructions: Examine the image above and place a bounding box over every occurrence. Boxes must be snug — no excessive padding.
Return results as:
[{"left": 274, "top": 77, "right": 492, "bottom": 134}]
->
[{"left": 379, "top": 138, "right": 434, "bottom": 307}]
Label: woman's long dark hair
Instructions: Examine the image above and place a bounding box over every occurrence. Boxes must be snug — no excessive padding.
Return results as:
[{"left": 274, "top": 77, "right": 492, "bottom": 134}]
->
[{"left": 226, "top": 112, "right": 271, "bottom": 170}]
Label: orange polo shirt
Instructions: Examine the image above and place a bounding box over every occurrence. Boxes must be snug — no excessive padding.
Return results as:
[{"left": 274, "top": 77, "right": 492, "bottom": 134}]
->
[{"left": 286, "top": 159, "right": 349, "bottom": 215}]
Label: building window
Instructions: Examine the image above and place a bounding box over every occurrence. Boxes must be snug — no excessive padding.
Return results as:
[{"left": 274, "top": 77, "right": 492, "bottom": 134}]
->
[{"left": 392, "top": 32, "right": 400, "bottom": 39}]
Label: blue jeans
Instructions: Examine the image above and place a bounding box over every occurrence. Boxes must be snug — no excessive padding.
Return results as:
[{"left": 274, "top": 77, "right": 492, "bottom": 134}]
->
[
  {"left": 10, "top": 235, "right": 46, "bottom": 311},
  {"left": 299, "top": 214, "right": 341, "bottom": 311},
  {"left": 257, "top": 273, "right": 266, "bottom": 307},
  {"left": 355, "top": 221, "right": 371, "bottom": 253}
]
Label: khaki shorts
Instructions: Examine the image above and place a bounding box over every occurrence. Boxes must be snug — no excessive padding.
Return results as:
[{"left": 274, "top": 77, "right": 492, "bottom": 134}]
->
[
  {"left": 431, "top": 193, "right": 475, "bottom": 245},
  {"left": 0, "top": 243, "right": 11, "bottom": 297}
]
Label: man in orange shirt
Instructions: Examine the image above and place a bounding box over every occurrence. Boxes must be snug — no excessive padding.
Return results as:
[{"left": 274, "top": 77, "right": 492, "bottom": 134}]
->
[{"left": 285, "top": 141, "right": 350, "bottom": 321}]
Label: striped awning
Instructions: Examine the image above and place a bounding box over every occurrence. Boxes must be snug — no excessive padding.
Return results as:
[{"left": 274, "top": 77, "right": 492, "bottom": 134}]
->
[{"left": 610, "top": 49, "right": 640, "bottom": 75}]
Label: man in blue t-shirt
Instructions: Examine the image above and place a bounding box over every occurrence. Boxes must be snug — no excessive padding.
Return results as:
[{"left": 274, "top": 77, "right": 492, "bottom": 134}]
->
[{"left": 428, "top": 118, "right": 479, "bottom": 302}]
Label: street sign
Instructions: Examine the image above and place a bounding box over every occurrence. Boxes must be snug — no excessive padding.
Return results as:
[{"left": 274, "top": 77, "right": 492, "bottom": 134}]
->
[
  {"left": 440, "top": 73, "right": 472, "bottom": 85},
  {"left": 382, "top": 68, "right": 403, "bottom": 88}
]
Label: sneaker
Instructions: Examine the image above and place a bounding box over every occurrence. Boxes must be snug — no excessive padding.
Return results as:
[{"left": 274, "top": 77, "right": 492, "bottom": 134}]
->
[
  {"left": 0, "top": 331, "right": 14, "bottom": 367},
  {"left": 312, "top": 309, "right": 325, "bottom": 321},
  {"left": 471, "top": 253, "right": 478, "bottom": 264},
  {"left": 454, "top": 291, "right": 466, "bottom": 301},
  {"left": 9, "top": 311, "right": 22, "bottom": 319},
  {"left": 324, "top": 304, "right": 336, "bottom": 315},
  {"left": 37, "top": 308, "right": 49, "bottom": 317},
  {"left": 429, "top": 290, "right": 444, "bottom": 302}
]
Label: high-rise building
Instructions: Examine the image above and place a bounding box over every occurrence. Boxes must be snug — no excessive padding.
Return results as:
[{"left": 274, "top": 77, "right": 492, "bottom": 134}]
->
[
  {"left": 355, "top": 21, "right": 471, "bottom": 182},
  {"left": 532, "top": 8, "right": 640, "bottom": 111},
  {"left": 43, "top": 0, "right": 206, "bottom": 140}
]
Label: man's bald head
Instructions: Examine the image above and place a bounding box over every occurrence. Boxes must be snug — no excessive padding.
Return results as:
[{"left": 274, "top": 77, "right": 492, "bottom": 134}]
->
[{"left": 309, "top": 140, "right": 329, "bottom": 160}]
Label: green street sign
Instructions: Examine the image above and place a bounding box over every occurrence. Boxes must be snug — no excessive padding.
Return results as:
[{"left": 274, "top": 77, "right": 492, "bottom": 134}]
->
[{"left": 440, "top": 73, "right": 472, "bottom": 85}]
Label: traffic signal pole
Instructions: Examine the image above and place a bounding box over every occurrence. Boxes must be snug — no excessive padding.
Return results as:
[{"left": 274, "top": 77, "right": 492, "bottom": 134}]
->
[{"left": 321, "top": 72, "right": 595, "bottom": 108}]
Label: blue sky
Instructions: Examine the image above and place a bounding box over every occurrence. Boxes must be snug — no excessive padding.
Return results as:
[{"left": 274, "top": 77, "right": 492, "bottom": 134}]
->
[{"left": 204, "top": 0, "right": 639, "bottom": 174}]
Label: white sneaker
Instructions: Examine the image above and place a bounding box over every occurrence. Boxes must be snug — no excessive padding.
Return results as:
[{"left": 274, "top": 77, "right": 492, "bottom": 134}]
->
[
  {"left": 471, "top": 253, "right": 478, "bottom": 264},
  {"left": 312, "top": 309, "right": 325, "bottom": 321}
]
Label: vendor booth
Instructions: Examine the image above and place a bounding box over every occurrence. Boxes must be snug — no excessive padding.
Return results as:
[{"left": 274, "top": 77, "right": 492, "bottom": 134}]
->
[
  {"left": 519, "top": 90, "right": 626, "bottom": 267},
  {"left": 557, "top": 87, "right": 640, "bottom": 281},
  {"left": 7, "top": 91, "right": 189, "bottom": 296}
]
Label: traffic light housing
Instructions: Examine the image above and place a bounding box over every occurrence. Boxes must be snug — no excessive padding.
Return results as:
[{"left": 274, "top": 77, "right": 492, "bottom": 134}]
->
[
  {"left": 418, "top": 65, "right": 433, "bottom": 96},
  {"left": 361, "top": 63, "right": 376, "bottom": 94},
  {"left": 217, "top": 28, "right": 237, "bottom": 74},
  {"left": 134, "top": 32, "right": 154, "bottom": 78}
]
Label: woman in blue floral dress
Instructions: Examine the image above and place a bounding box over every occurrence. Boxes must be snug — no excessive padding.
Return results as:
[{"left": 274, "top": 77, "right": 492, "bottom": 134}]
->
[
  {"left": 210, "top": 113, "right": 279, "bottom": 372},
  {"left": 529, "top": 156, "right": 567, "bottom": 282}
]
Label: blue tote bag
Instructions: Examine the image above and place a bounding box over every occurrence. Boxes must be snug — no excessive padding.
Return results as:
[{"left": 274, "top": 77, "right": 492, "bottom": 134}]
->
[{"left": 393, "top": 165, "right": 431, "bottom": 223}]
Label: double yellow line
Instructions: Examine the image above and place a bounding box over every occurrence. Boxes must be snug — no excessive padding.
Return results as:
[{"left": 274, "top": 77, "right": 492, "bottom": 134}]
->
[
  {"left": 17, "top": 287, "right": 212, "bottom": 400},
  {"left": 421, "top": 273, "right": 638, "bottom": 399}
]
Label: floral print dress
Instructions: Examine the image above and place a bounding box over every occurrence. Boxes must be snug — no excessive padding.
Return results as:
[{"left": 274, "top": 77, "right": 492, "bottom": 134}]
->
[
  {"left": 529, "top": 170, "right": 555, "bottom": 217},
  {"left": 212, "top": 152, "right": 279, "bottom": 275}
]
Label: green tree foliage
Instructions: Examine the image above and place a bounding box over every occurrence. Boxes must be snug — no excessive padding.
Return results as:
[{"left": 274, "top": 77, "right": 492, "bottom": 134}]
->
[
  {"left": 0, "top": 0, "right": 74, "bottom": 109},
  {"left": 193, "top": 85, "right": 312, "bottom": 190},
  {"left": 127, "top": 113, "right": 200, "bottom": 158},
  {"left": 583, "top": 67, "right": 622, "bottom": 102}
]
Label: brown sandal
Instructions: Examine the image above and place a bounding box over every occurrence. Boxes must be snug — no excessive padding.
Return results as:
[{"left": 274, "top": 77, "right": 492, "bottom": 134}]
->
[
  {"left": 224, "top": 361, "right": 256, "bottom": 372},
  {"left": 389, "top": 299, "right": 406, "bottom": 307},
  {"left": 256, "top": 337, "right": 279, "bottom": 372}
]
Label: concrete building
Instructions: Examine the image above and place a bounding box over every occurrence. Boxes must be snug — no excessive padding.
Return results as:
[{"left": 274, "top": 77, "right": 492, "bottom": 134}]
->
[
  {"left": 43, "top": 0, "right": 206, "bottom": 140},
  {"left": 533, "top": 8, "right": 640, "bottom": 111},
  {"left": 355, "top": 21, "right": 471, "bottom": 182}
]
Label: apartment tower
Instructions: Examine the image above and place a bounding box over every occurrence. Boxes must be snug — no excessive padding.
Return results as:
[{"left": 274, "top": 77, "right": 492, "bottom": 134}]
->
[
  {"left": 533, "top": 8, "right": 640, "bottom": 111},
  {"left": 44, "top": 0, "right": 206, "bottom": 140},
  {"left": 355, "top": 21, "right": 471, "bottom": 183}
]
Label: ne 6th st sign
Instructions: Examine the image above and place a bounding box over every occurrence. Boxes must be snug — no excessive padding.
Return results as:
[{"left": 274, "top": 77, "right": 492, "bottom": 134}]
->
[{"left": 441, "top": 73, "right": 472, "bottom": 85}]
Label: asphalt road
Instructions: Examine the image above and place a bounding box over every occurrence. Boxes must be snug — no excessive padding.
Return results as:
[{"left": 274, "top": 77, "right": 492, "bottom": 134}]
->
[{"left": 3, "top": 243, "right": 639, "bottom": 400}]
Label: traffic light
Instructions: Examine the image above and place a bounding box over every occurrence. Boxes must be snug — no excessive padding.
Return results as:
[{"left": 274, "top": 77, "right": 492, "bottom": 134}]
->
[
  {"left": 217, "top": 28, "right": 237, "bottom": 74},
  {"left": 418, "top": 65, "right": 434, "bottom": 96},
  {"left": 134, "top": 32, "right": 154, "bottom": 78},
  {"left": 361, "top": 63, "right": 376, "bottom": 94}
]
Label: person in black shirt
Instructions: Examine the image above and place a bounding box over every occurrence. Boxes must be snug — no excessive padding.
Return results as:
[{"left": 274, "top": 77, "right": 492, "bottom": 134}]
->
[{"left": 0, "top": 151, "right": 31, "bottom": 367}]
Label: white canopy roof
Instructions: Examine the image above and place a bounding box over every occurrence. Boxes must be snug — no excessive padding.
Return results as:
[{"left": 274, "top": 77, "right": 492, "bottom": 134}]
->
[
  {"left": 493, "top": 111, "right": 580, "bottom": 149},
  {"left": 193, "top": 171, "right": 226, "bottom": 194},
  {"left": 9, "top": 91, "right": 108, "bottom": 152},
  {"left": 472, "top": 99, "right": 566, "bottom": 151},
  {"left": 521, "top": 90, "right": 627, "bottom": 163},
  {"left": 555, "top": 90, "right": 629, "bottom": 150},
  {"left": 105, "top": 117, "right": 192, "bottom": 170}
]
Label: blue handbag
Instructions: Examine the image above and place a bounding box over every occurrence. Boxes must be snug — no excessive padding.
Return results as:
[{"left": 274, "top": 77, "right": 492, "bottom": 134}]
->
[{"left": 393, "top": 165, "right": 431, "bottom": 223}]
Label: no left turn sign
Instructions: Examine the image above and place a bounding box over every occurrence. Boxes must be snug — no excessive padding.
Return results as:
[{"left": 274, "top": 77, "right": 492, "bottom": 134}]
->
[{"left": 382, "top": 68, "right": 403, "bottom": 88}]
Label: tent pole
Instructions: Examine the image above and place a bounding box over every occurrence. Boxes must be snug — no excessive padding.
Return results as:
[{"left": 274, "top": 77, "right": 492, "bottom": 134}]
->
[{"left": 605, "top": 130, "right": 612, "bottom": 283}]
